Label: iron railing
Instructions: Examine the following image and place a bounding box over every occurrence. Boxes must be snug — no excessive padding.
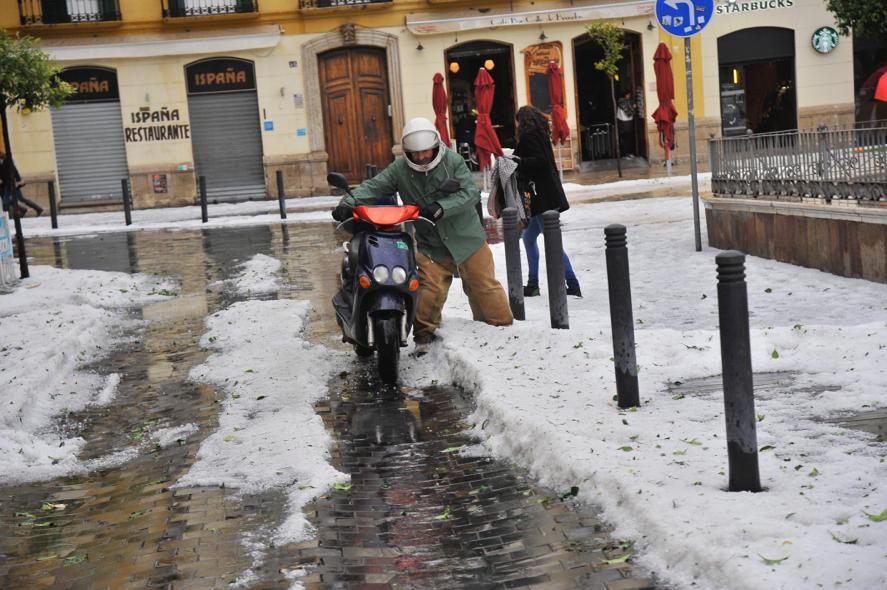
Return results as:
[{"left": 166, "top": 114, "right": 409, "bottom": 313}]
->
[
  {"left": 300, "top": 0, "right": 391, "bottom": 7},
  {"left": 19, "top": 0, "right": 121, "bottom": 25},
  {"left": 162, "top": 0, "right": 257, "bottom": 18},
  {"left": 710, "top": 126, "right": 887, "bottom": 201}
]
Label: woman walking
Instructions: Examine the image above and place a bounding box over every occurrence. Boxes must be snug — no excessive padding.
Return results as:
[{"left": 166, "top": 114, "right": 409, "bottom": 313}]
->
[{"left": 513, "top": 105, "right": 581, "bottom": 297}]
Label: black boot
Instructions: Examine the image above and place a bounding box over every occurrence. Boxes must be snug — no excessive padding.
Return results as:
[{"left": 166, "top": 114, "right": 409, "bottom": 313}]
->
[{"left": 523, "top": 281, "right": 540, "bottom": 297}]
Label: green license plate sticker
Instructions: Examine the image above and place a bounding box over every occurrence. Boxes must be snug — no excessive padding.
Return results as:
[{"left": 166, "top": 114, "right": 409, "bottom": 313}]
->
[{"left": 396, "top": 241, "right": 409, "bottom": 250}]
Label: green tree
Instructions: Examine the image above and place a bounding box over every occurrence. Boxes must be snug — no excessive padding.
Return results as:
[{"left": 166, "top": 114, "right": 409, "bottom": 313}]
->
[
  {"left": 825, "top": 0, "right": 887, "bottom": 37},
  {"left": 585, "top": 22, "right": 626, "bottom": 177},
  {"left": 0, "top": 30, "right": 73, "bottom": 278}
]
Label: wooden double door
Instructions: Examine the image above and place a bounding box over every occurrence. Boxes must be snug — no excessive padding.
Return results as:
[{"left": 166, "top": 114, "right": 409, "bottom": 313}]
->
[{"left": 319, "top": 47, "right": 394, "bottom": 183}]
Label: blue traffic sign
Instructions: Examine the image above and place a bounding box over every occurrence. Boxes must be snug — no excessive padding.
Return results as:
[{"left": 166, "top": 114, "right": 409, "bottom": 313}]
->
[{"left": 655, "top": 0, "right": 714, "bottom": 37}]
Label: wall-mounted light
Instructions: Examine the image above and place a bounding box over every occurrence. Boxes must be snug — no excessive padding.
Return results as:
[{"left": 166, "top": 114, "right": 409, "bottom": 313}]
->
[
  {"left": 647, "top": 20, "right": 655, "bottom": 31},
  {"left": 449, "top": 61, "right": 460, "bottom": 74},
  {"left": 416, "top": 41, "right": 424, "bottom": 51},
  {"left": 484, "top": 59, "right": 495, "bottom": 70},
  {"left": 732, "top": 68, "right": 740, "bottom": 85},
  {"left": 539, "top": 30, "right": 547, "bottom": 41}
]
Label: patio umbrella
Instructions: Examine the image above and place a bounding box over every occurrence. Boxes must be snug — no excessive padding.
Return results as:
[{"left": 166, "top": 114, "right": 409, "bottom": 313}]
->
[
  {"left": 547, "top": 62, "right": 570, "bottom": 180},
  {"left": 651, "top": 43, "right": 678, "bottom": 175},
  {"left": 473, "top": 67, "right": 503, "bottom": 171},
  {"left": 432, "top": 73, "right": 452, "bottom": 147},
  {"left": 876, "top": 71, "right": 887, "bottom": 102}
]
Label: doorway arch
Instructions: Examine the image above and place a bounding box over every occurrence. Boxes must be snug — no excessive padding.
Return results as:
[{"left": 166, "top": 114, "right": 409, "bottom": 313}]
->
[
  {"left": 717, "top": 27, "right": 797, "bottom": 135},
  {"left": 572, "top": 30, "right": 647, "bottom": 165},
  {"left": 444, "top": 40, "right": 517, "bottom": 165}
]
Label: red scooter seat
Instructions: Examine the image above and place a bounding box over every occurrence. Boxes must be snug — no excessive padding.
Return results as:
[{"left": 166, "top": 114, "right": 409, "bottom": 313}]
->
[{"left": 353, "top": 205, "right": 419, "bottom": 227}]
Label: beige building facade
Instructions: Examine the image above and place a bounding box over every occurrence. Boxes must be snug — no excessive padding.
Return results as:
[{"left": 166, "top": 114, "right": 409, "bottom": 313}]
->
[{"left": 1, "top": 0, "right": 859, "bottom": 210}]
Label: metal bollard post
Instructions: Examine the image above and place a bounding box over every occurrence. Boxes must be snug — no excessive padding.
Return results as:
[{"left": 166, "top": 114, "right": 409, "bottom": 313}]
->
[
  {"left": 365, "top": 164, "right": 378, "bottom": 180},
  {"left": 121, "top": 178, "right": 132, "bottom": 226},
  {"left": 48, "top": 180, "right": 58, "bottom": 230},
  {"left": 199, "top": 175, "right": 208, "bottom": 223},
  {"left": 501, "top": 207, "right": 525, "bottom": 321},
  {"left": 716, "top": 251, "right": 762, "bottom": 493},
  {"left": 542, "top": 210, "right": 568, "bottom": 329},
  {"left": 604, "top": 224, "right": 639, "bottom": 408},
  {"left": 276, "top": 170, "right": 287, "bottom": 220}
]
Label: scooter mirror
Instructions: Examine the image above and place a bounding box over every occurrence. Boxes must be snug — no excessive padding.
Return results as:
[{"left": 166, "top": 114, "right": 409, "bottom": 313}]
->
[
  {"left": 327, "top": 173, "right": 350, "bottom": 190},
  {"left": 439, "top": 178, "right": 460, "bottom": 195}
]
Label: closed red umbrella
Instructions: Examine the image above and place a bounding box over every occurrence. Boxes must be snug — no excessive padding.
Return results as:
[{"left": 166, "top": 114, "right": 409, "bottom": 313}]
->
[
  {"left": 652, "top": 43, "right": 678, "bottom": 163},
  {"left": 876, "top": 71, "right": 887, "bottom": 102},
  {"left": 432, "top": 73, "right": 452, "bottom": 147},
  {"left": 547, "top": 62, "right": 570, "bottom": 145},
  {"left": 473, "top": 68, "right": 503, "bottom": 170}
]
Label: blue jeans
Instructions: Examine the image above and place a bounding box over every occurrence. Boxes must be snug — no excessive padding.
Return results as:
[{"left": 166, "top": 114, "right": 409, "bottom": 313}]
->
[{"left": 521, "top": 215, "right": 579, "bottom": 289}]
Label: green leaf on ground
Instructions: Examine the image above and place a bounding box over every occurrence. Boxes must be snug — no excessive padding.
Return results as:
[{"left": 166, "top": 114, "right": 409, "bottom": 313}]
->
[
  {"left": 671, "top": 393, "right": 685, "bottom": 400},
  {"left": 618, "top": 446, "right": 633, "bottom": 452},
  {"left": 41, "top": 502, "right": 66, "bottom": 512},
  {"left": 673, "top": 449, "right": 687, "bottom": 456},
  {"left": 64, "top": 554, "right": 88, "bottom": 565},
  {"left": 771, "top": 350, "right": 780, "bottom": 359},
  {"left": 129, "top": 509, "right": 151, "bottom": 519},
  {"left": 863, "top": 508, "right": 887, "bottom": 522},
  {"left": 809, "top": 467, "right": 820, "bottom": 477},
  {"left": 830, "top": 531, "right": 858, "bottom": 544},
  {"left": 244, "top": 369, "right": 255, "bottom": 373},
  {"left": 442, "top": 447, "right": 462, "bottom": 453},
  {"left": 560, "top": 486, "right": 580, "bottom": 500},
  {"left": 760, "top": 445, "right": 776, "bottom": 452},
  {"left": 601, "top": 554, "right": 631, "bottom": 565},
  {"left": 757, "top": 414, "right": 765, "bottom": 422},
  {"left": 758, "top": 554, "right": 787, "bottom": 565},
  {"left": 682, "top": 438, "right": 702, "bottom": 446},
  {"left": 223, "top": 435, "right": 239, "bottom": 442},
  {"left": 35, "top": 554, "right": 58, "bottom": 561},
  {"left": 434, "top": 507, "right": 452, "bottom": 520},
  {"left": 333, "top": 483, "right": 352, "bottom": 492},
  {"left": 764, "top": 288, "right": 772, "bottom": 293}
]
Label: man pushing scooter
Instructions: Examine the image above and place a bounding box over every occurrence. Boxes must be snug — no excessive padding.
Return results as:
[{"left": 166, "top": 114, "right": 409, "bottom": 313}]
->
[{"left": 332, "top": 117, "right": 513, "bottom": 354}]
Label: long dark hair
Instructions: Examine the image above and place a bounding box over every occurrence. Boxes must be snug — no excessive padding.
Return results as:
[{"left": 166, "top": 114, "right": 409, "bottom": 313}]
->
[{"left": 515, "top": 105, "right": 550, "bottom": 143}]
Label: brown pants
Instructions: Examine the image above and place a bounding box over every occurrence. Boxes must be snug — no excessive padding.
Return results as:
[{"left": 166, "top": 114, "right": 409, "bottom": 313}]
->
[{"left": 414, "top": 244, "right": 513, "bottom": 343}]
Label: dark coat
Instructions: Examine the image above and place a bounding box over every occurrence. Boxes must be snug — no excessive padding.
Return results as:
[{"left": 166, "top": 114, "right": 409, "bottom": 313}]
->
[{"left": 513, "top": 131, "right": 569, "bottom": 217}]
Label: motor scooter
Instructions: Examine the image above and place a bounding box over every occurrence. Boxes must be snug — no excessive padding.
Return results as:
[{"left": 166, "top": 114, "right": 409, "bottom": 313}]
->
[{"left": 328, "top": 172, "right": 459, "bottom": 384}]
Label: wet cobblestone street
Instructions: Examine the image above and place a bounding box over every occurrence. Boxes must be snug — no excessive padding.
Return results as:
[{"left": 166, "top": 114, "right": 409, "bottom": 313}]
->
[{"left": 1, "top": 222, "right": 656, "bottom": 589}]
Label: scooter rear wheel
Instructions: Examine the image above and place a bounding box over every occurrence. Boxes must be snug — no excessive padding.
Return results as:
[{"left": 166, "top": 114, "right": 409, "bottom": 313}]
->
[{"left": 373, "top": 315, "right": 400, "bottom": 384}]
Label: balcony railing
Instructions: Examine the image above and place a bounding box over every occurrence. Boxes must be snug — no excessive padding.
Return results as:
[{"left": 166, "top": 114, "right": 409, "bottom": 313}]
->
[
  {"left": 19, "top": 0, "right": 121, "bottom": 25},
  {"left": 162, "top": 0, "right": 258, "bottom": 18},
  {"left": 300, "top": 0, "right": 392, "bottom": 8}
]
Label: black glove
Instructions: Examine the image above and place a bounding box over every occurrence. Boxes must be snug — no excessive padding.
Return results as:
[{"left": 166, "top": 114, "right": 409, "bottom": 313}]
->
[
  {"left": 419, "top": 202, "right": 444, "bottom": 222},
  {"left": 332, "top": 204, "right": 353, "bottom": 222}
]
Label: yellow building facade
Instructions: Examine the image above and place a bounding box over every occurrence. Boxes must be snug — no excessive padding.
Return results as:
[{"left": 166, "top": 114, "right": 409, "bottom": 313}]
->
[{"left": 1, "top": 0, "right": 857, "bottom": 210}]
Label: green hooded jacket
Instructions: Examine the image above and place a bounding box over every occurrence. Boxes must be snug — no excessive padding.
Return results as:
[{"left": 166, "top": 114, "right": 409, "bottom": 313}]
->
[{"left": 337, "top": 148, "right": 486, "bottom": 265}]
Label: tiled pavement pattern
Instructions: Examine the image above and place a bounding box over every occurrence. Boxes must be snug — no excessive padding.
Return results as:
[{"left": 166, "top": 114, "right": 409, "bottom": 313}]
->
[
  {"left": 2, "top": 224, "right": 657, "bottom": 589},
  {"left": 260, "top": 370, "right": 656, "bottom": 590}
]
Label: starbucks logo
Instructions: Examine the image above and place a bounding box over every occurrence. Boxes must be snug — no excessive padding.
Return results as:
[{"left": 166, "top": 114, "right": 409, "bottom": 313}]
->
[{"left": 812, "top": 26, "right": 839, "bottom": 54}]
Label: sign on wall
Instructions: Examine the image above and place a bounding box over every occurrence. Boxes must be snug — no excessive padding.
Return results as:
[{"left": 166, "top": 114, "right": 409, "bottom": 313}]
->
[
  {"left": 715, "top": 0, "right": 794, "bottom": 14},
  {"left": 125, "top": 107, "right": 191, "bottom": 142},
  {"left": 186, "top": 58, "right": 256, "bottom": 95},
  {"left": 58, "top": 67, "right": 120, "bottom": 102},
  {"left": 811, "top": 26, "right": 839, "bottom": 54},
  {"left": 522, "top": 42, "right": 564, "bottom": 115}
]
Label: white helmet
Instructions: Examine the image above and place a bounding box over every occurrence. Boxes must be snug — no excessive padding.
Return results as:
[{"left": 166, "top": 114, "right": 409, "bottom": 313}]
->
[{"left": 402, "top": 117, "right": 443, "bottom": 173}]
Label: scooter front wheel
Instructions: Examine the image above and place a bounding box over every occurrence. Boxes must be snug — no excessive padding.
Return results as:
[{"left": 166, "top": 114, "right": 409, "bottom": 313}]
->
[{"left": 373, "top": 315, "right": 400, "bottom": 384}]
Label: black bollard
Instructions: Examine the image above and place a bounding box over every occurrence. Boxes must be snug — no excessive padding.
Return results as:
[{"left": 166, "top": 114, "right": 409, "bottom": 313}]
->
[
  {"left": 501, "top": 207, "right": 525, "bottom": 321},
  {"left": 716, "top": 251, "right": 762, "bottom": 493},
  {"left": 199, "top": 175, "right": 208, "bottom": 223},
  {"left": 276, "top": 170, "right": 287, "bottom": 220},
  {"left": 542, "top": 210, "right": 568, "bottom": 329},
  {"left": 604, "top": 225, "right": 639, "bottom": 408},
  {"left": 9, "top": 190, "right": 28, "bottom": 278},
  {"left": 121, "top": 178, "right": 132, "bottom": 226},
  {"left": 365, "top": 164, "right": 378, "bottom": 180},
  {"left": 48, "top": 180, "right": 58, "bottom": 230}
]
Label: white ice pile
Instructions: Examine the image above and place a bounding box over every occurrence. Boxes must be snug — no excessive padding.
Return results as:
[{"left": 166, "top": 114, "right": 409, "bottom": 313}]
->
[
  {"left": 403, "top": 196, "right": 887, "bottom": 590},
  {"left": 0, "top": 265, "right": 175, "bottom": 483},
  {"left": 179, "top": 265, "right": 348, "bottom": 547}
]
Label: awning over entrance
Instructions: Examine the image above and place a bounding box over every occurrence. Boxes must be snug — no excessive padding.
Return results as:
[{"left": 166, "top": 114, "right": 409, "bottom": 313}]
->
[
  {"left": 407, "top": 0, "right": 654, "bottom": 35},
  {"left": 39, "top": 25, "right": 281, "bottom": 61}
]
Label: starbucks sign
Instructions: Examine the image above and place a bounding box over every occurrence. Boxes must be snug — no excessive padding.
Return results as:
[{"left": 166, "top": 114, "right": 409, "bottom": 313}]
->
[{"left": 811, "top": 26, "right": 839, "bottom": 54}]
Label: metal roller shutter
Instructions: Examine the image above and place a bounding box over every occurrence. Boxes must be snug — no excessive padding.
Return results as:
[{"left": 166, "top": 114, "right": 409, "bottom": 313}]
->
[
  {"left": 187, "top": 91, "right": 267, "bottom": 202},
  {"left": 50, "top": 101, "right": 129, "bottom": 203}
]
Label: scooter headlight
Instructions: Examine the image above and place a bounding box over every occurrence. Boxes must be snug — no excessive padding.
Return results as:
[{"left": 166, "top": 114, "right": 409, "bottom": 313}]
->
[
  {"left": 391, "top": 266, "right": 407, "bottom": 284},
  {"left": 372, "top": 265, "right": 390, "bottom": 283}
]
